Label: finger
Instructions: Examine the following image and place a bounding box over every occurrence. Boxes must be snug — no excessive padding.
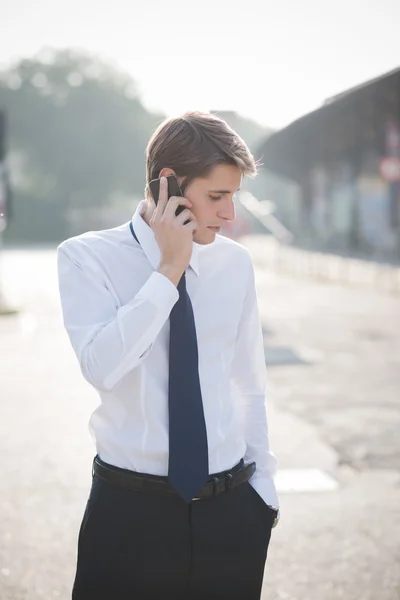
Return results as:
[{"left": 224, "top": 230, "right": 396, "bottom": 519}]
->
[
  {"left": 153, "top": 177, "right": 168, "bottom": 219},
  {"left": 147, "top": 186, "right": 157, "bottom": 211},
  {"left": 163, "top": 196, "right": 192, "bottom": 219},
  {"left": 175, "top": 208, "right": 195, "bottom": 225},
  {"left": 184, "top": 219, "right": 198, "bottom": 234}
]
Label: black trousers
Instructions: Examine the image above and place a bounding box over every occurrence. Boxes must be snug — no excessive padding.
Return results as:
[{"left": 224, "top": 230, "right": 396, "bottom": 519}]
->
[{"left": 72, "top": 467, "right": 275, "bottom": 599}]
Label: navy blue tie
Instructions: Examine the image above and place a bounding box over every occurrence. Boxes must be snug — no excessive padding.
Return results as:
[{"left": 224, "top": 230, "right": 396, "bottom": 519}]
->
[{"left": 130, "top": 223, "right": 209, "bottom": 503}]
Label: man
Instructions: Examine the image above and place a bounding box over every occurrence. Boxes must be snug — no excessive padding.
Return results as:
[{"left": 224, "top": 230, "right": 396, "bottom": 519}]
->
[{"left": 57, "top": 111, "right": 280, "bottom": 600}]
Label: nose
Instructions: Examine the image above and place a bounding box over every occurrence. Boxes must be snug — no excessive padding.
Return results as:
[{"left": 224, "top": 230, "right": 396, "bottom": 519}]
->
[{"left": 217, "top": 197, "right": 236, "bottom": 222}]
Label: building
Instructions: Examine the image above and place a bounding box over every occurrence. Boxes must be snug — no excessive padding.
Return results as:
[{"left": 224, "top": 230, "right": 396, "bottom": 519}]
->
[{"left": 258, "top": 68, "right": 400, "bottom": 259}]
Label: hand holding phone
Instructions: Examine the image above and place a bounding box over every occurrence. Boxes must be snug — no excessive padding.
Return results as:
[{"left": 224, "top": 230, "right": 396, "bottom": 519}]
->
[
  {"left": 149, "top": 175, "right": 185, "bottom": 217},
  {"left": 149, "top": 176, "right": 197, "bottom": 286}
]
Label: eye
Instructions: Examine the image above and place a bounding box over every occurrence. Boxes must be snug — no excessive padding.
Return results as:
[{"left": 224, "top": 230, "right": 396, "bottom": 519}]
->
[{"left": 210, "top": 195, "right": 222, "bottom": 201}]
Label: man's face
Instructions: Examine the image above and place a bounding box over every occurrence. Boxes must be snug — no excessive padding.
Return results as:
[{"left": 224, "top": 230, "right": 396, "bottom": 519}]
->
[{"left": 180, "top": 163, "right": 242, "bottom": 245}]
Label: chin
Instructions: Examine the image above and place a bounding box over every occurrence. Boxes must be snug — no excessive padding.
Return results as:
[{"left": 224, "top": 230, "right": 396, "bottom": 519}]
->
[{"left": 193, "top": 228, "right": 217, "bottom": 245}]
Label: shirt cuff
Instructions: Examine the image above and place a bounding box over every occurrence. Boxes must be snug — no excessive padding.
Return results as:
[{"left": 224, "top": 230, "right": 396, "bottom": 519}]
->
[
  {"left": 134, "top": 271, "right": 179, "bottom": 311},
  {"left": 248, "top": 472, "right": 280, "bottom": 508}
]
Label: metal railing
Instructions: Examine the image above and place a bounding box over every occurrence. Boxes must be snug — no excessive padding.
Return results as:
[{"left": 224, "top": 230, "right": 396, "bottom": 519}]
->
[
  {"left": 239, "top": 191, "right": 294, "bottom": 245},
  {"left": 238, "top": 191, "right": 400, "bottom": 294}
]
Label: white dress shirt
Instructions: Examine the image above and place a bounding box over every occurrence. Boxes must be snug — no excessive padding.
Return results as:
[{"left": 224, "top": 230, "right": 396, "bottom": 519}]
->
[{"left": 57, "top": 200, "right": 279, "bottom": 507}]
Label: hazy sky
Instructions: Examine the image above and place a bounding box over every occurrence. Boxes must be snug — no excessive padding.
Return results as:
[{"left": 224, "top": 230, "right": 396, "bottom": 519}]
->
[{"left": 1, "top": 0, "right": 399, "bottom": 128}]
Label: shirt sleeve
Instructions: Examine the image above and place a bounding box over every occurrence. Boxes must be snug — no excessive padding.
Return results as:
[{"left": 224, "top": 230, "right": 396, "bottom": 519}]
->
[
  {"left": 57, "top": 244, "right": 179, "bottom": 391},
  {"left": 231, "top": 252, "right": 279, "bottom": 507}
]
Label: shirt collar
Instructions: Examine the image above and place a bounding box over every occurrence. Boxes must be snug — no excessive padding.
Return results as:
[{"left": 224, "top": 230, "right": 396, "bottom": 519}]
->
[{"left": 131, "top": 200, "right": 200, "bottom": 276}]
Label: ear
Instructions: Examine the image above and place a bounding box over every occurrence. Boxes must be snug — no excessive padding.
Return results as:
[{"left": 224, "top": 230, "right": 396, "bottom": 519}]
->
[{"left": 158, "top": 167, "right": 176, "bottom": 178}]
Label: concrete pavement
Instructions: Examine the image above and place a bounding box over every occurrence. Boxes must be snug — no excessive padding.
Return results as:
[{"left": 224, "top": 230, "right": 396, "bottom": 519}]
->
[{"left": 0, "top": 242, "right": 399, "bottom": 599}]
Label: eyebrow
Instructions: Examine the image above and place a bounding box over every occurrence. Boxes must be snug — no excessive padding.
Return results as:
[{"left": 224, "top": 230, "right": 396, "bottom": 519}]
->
[{"left": 208, "top": 188, "right": 241, "bottom": 194}]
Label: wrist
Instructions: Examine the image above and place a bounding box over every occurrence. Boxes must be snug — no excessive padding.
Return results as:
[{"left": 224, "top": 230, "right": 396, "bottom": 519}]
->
[
  {"left": 266, "top": 505, "right": 280, "bottom": 528},
  {"left": 157, "top": 263, "right": 185, "bottom": 287}
]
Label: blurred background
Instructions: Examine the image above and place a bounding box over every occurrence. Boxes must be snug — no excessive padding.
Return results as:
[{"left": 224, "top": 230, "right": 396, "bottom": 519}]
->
[{"left": 0, "top": 1, "right": 399, "bottom": 599}]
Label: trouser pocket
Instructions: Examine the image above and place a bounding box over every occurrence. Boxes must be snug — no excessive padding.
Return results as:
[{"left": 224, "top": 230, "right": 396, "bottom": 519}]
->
[
  {"left": 245, "top": 482, "right": 276, "bottom": 526},
  {"left": 79, "top": 475, "right": 104, "bottom": 532}
]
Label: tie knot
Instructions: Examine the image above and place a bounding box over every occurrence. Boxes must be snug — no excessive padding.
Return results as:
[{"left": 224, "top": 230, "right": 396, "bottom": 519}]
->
[{"left": 178, "top": 272, "right": 187, "bottom": 292}]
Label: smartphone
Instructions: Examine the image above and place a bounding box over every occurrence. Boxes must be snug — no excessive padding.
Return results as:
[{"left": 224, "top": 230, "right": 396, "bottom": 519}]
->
[{"left": 149, "top": 175, "right": 185, "bottom": 216}]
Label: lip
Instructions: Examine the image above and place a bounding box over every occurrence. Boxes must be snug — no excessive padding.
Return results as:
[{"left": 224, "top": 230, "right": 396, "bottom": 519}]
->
[{"left": 208, "top": 226, "right": 221, "bottom": 232}]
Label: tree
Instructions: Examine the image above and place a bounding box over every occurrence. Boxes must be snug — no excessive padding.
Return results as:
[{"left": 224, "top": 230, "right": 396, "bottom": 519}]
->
[{"left": 0, "top": 48, "right": 164, "bottom": 240}]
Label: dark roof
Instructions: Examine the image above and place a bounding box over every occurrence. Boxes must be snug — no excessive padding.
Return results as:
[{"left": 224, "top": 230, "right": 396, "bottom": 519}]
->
[
  {"left": 323, "top": 66, "right": 400, "bottom": 105},
  {"left": 258, "top": 67, "right": 400, "bottom": 181}
]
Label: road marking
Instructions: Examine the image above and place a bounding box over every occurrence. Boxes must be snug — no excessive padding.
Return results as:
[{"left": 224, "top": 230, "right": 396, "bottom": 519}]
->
[{"left": 276, "top": 468, "right": 338, "bottom": 493}]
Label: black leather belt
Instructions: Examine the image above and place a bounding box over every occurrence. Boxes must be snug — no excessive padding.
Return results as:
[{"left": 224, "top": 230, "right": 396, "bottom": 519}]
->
[{"left": 92, "top": 455, "right": 256, "bottom": 501}]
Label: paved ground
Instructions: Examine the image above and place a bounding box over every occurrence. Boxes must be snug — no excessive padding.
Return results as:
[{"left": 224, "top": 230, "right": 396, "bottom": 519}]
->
[{"left": 0, "top": 242, "right": 399, "bottom": 600}]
